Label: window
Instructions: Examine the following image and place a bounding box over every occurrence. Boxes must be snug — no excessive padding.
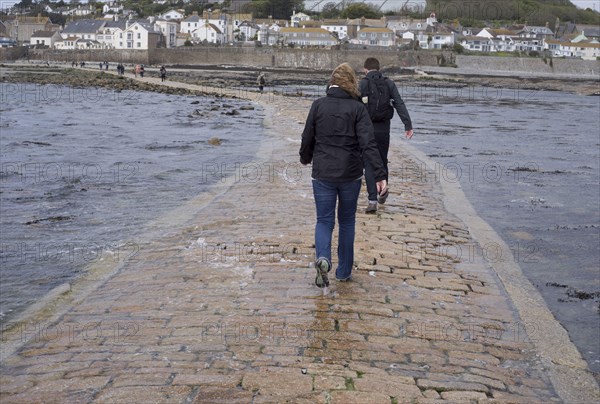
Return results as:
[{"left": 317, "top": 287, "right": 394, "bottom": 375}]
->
[
  {"left": 383, "top": 33, "right": 388, "bottom": 38},
  {"left": 137, "top": 42, "right": 141, "bottom": 47},
  {"left": 137, "top": 33, "right": 141, "bottom": 39},
  {"left": 360, "top": 33, "right": 366, "bottom": 38}
]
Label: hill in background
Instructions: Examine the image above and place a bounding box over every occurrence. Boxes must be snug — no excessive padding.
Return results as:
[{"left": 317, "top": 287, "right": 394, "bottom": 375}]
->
[{"left": 425, "top": 0, "right": 599, "bottom": 26}]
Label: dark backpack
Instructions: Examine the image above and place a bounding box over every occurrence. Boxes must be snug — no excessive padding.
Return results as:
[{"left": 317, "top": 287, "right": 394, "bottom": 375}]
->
[{"left": 364, "top": 76, "right": 394, "bottom": 122}]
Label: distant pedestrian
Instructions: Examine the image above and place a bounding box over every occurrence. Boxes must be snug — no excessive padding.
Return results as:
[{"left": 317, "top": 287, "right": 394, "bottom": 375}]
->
[
  {"left": 99, "top": 62, "right": 103, "bottom": 69},
  {"left": 257, "top": 72, "right": 266, "bottom": 93},
  {"left": 160, "top": 65, "right": 166, "bottom": 82},
  {"left": 105, "top": 61, "right": 109, "bottom": 70},
  {"left": 71, "top": 60, "right": 76, "bottom": 67},
  {"left": 134, "top": 64, "right": 140, "bottom": 77},
  {"left": 140, "top": 65, "right": 145, "bottom": 78}
]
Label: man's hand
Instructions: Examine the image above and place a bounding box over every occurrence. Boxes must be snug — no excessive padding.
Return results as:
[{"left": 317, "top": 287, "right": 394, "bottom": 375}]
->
[
  {"left": 405, "top": 129, "right": 414, "bottom": 139},
  {"left": 376, "top": 179, "right": 388, "bottom": 195}
]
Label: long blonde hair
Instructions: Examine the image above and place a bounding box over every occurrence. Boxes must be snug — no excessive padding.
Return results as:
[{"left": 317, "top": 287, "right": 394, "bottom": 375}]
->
[{"left": 329, "top": 63, "right": 360, "bottom": 99}]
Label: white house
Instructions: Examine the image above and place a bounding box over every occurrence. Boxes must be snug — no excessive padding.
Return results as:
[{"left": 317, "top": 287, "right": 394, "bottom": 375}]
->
[
  {"left": 63, "top": 5, "right": 95, "bottom": 17},
  {"left": 460, "top": 36, "right": 493, "bottom": 52},
  {"left": 545, "top": 38, "right": 600, "bottom": 60},
  {"left": 160, "top": 9, "right": 184, "bottom": 21},
  {"left": 416, "top": 28, "right": 454, "bottom": 49},
  {"left": 191, "top": 22, "right": 224, "bottom": 44},
  {"left": 103, "top": 2, "right": 123, "bottom": 14},
  {"left": 290, "top": 11, "right": 310, "bottom": 28},
  {"left": 238, "top": 21, "right": 259, "bottom": 41},
  {"left": 181, "top": 14, "right": 202, "bottom": 34},
  {"left": 55, "top": 36, "right": 103, "bottom": 50},
  {"left": 257, "top": 27, "right": 280, "bottom": 46},
  {"left": 154, "top": 19, "right": 178, "bottom": 48},
  {"left": 321, "top": 22, "right": 348, "bottom": 40},
  {"left": 356, "top": 27, "right": 395, "bottom": 47},
  {"left": 61, "top": 19, "right": 106, "bottom": 41},
  {"left": 30, "top": 30, "right": 61, "bottom": 47},
  {"left": 116, "top": 21, "right": 161, "bottom": 49},
  {"left": 388, "top": 18, "right": 427, "bottom": 35},
  {"left": 279, "top": 27, "right": 338, "bottom": 47}
]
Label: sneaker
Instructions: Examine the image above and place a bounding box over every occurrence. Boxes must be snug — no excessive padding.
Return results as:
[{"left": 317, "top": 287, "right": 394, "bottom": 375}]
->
[
  {"left": 378, "top": 188, "right": 389, "bottom": 204},
  {"left": 314, "top": 257, "right": 330, "bottom": 288},
  {"left": 365, "top": 201, "right": 377, "bottom": 214},
  {"left": 336, "top": 276, "right": 352, "bottom": 282}
]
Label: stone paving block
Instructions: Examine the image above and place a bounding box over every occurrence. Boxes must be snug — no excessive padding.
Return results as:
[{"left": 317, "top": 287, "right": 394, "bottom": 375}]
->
[
  {"left": 171, "top": 373, "right": 241, "bottom": 387},
  {"left": 353, "top": 373, "right": 422, "bottom": 398},
  {"left": 416, "top": 378, "right": 489, "bottom": 393},
  {"left": 242, "top": 369, "right": 313, "bottom": 396},
  {"left": 329, "top": 390, "right": 393, "bottom": 404},
  {"left": 191, "top": 387, "right": 257, "bottom": 403},
  {"left": 94, "top": 385, "right": 191, "bottom": 403},
  {"left": 441, "top": 390, "right": 488, "bottom": 400}
]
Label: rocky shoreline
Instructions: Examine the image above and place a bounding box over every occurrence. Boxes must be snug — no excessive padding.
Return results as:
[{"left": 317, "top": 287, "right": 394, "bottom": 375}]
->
[{"left": 2, "top": 63, "right": 598, "bottom": 96}]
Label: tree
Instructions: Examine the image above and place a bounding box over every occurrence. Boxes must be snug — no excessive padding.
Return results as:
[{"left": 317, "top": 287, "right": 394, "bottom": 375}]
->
[
  {"left": 321, "top": 2, "right": 340, "bottom": 19},
  {"left": 340, "top": 3, "right": 381, "bottom": 19},
  {"left": 250, "top": 0, "right": 304, "bottom": 19}
]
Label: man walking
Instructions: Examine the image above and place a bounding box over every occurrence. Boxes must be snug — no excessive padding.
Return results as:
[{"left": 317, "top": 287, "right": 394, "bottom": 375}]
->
[{"left": 360, "top": 57, "right": 413, "bottom": 214}]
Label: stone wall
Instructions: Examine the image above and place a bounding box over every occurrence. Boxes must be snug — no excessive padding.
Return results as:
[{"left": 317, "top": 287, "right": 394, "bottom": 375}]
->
[
  {"left": 456, "top": 54, "right": 599, "bottom": 76},
  {"left": 24, "top": 49, "right": 149, "bottom": 64},
  {"left": 19, "top": 47, "right": 443, "bottom": 71},
  {"left": 0, "top": 46, "right": 29, "bottom": 61},
  {"left": 6, "top": 47, "right": 599, "bottom": 76}
]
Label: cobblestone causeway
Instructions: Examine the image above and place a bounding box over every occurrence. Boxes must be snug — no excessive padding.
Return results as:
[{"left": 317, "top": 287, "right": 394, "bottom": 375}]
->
[{"left": 0, "top": 72, "right": 588, "bottom": 403}]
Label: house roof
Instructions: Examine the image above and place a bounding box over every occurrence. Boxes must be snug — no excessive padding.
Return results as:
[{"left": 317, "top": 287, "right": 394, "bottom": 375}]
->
[
  {"left": 320, "top": 19, "right": 349, "bottom": 26},
  {"left": 57, "top": 36, "right": 80, "bottom": 41},
  {"left": 183, "top": 15, "right": 201, "bottom": 23},
  {"left": 280, "top": 27, "right": 332, "bottom": 34},
  {"left": 63, "top": 19, "right": 106, "bottom": 34},
  {"left": 347, "top": 18, "right": 386, "bottom": 28},
  {"left": 462, "top": 36, "right": 491, "bottom": 41},
  {"left": 31, "top": 30, "right": 56, "bottom": 38},
  {"left": 560, "top": 41, "right": 600, "bottom": 48},
  {"left": 359, "top": 27, "right": 394, "bottom": 34}
]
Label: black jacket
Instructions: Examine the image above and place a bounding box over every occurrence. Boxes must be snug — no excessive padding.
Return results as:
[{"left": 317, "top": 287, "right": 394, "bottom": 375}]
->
[
  {"left": 360, "top": 71, "right": 412, "bottom": 131},
  {"left": 299, "top": 86, "right": 386, "bottom": 183}
]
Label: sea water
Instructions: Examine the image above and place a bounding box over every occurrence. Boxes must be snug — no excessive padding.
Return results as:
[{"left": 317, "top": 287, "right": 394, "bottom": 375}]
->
[
  {"left": 0, "top": 84, "right": 265, "bottom": 323},
  {"left": 393, "top": 83, "right": 600, "bottom": 375}
]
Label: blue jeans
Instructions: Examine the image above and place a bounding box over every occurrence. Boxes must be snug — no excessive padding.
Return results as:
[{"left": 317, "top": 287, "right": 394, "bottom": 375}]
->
[{"left": 312, "top": 179, "right": 361, "bottom": 280}]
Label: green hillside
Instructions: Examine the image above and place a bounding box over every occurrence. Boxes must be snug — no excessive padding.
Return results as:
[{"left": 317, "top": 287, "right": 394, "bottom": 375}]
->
[{"left": 425, "top": 0, "right": 599, "bottom": 26}]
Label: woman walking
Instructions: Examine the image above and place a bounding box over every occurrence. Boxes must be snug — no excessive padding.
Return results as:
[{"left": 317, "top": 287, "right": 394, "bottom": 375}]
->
[{"left": 299, "top": 63, "right": 387, "bottom": 287}]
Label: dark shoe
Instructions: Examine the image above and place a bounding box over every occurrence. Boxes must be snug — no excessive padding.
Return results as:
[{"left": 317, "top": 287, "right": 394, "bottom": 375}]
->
[
  {"left": 378, "top": 188, "right": 389, "bottom": 204},
  {"left": 315, "top": 257, "right": 330, "bottom": 288},
  {"left": 336, "top": 275, "right": 352, "bottom": 282},
  {"left": 365, "top": 201, "right": 377, "bottom": 214}
]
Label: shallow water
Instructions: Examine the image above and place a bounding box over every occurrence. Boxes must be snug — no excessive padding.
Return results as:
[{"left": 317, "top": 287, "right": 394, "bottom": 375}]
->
[
  {"left": 0, "top": 84, "right": 265, "bottom": 322},
  {"left": 391, "top": 84, "right": 600, "bottom": 374}
]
